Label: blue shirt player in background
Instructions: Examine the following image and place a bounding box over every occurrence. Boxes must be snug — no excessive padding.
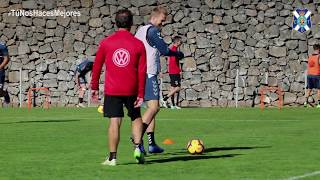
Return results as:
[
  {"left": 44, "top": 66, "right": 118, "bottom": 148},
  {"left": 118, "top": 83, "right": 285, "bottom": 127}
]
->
[
  {"left": 0, "top": 41, "right": 10, "bottom": 106},
  {"left": 75, "top": 58, "right": 93, "bottom": 107}
]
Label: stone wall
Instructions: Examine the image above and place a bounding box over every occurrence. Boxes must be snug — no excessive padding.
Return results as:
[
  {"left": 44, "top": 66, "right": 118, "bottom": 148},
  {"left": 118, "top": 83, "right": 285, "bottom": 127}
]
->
[{"left": 1, "top": 0, "right": 320, "bottom": 107}]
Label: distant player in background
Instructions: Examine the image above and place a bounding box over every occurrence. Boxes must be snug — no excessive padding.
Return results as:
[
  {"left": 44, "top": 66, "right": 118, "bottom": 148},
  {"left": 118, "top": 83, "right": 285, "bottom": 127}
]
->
[
  {"left": 135, "top": 6, "right": 184, "bottom": 153},
  {"left": 304, "top": 44, "right": 320, "bottom": 108},
  {"left": 0, "top": 41, "right": 10, "bottom": 106},
  {"left": 91, "top": 9, "right": 146, "bottom": 166},
  {"left": 75, "top": 59, "right": 93, "bottom": 107},
  {"left": 162, "top": 36, "right": 183, "bottom": 109}
]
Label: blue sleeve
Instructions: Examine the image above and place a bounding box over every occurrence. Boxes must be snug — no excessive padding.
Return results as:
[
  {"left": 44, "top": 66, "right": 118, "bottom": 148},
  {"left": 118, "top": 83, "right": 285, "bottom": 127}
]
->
[
  {"left": 0, "top": 43, "right": 8, "bottom": 56},
  {"left": 146, "top": 26, "right": 171, "bottom": 56}
]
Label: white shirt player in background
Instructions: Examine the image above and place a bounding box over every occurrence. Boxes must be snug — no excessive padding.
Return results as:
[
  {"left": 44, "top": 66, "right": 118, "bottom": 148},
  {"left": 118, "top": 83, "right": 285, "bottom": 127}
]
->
[{"left": 135, "top": 6, "right": 184, "bottom": 154}]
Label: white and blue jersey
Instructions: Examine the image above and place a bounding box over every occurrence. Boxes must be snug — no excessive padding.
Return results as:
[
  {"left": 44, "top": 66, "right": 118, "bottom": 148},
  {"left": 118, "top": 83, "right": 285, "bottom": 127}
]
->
[{"left": 135, "top": 24, "right": 183, "bottom": 100}]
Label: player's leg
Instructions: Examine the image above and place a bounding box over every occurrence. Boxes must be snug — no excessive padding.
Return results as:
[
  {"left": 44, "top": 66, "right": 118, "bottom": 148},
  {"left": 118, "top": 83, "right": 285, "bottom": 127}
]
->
[
  {"left": 125, "top": 96, "right": 144, "bottom": 163},
  {"left": 163, "top": 74, "right": 180, "bottom": 101},
  {"left": 164, "top": 86, "right": 180, "bottom": 100},
  {"left": 142, "top": 75, "right": 163, "bottom": 153},
  {"left": 101, "top": 96, "right": 124, "bottom": 166},
  {"left": 317, "top": 89, "right": 320, "bottom": 108},
  {"left": 162, "top": 74, "right": 175, "bottom": 103},
  {"left": 77, "top": 76, "right": 86, "bottom": 107},
  {"left": 143, "top": 75, "right": 161, "bottom": 127},
  {"left": 170, "top": 92, "right": 175, "bottom": 108},
  {"left": 175, "top": 91, "right": 181, "bottom": 109},
  {"left": 3, "top": 90, "right": 10, "bottom": 104},
  {"left": 103, "top": 117, "right": 122, "bottom": 166},
  {"left": 304, "top": 76, "right": 313, "bottom": 107},
  {"left": 304, "top": 89, "right": 312, "bottom": 107},
  {"left": 316, "top": 76, "right": 320, "bottom": 108},
  {"left": 0, "top": 71, "right": 9, "bottom": 105},
  {"left": 146, "top": 117, "right": 163, "bottom": 153},
  {"left": 142, "top": 100, "right": 159, "bottom": 131}
]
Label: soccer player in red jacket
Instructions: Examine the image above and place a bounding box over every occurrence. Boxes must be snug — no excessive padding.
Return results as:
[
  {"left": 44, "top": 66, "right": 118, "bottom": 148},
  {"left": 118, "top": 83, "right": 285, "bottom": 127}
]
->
[
  {"left": 162, "top": 36, "right": 183, "bottom": 109},
  {"left": 90, "top": 9, "right": 147, "bottom": 166}
]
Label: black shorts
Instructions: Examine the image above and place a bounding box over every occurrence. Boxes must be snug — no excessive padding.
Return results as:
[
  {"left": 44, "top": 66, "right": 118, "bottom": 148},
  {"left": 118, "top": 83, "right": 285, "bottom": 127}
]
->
[
  {"left": 0, "top": 70, "right": 5, "bottom": 88},
  {"left": 169, "top": 74, "right": 181, "bottom": 87},
  {"left": 307, "top": 75, "right": 320, "bottom": 89},
  {"left": 103, "top": 95, "right": 141, "bottom": 121}
]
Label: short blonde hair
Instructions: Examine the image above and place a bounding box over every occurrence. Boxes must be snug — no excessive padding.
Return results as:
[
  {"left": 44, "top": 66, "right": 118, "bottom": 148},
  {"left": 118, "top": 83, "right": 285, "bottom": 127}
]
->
[{"left": 151, "top": 6, "right": 168, "bottom": 17}]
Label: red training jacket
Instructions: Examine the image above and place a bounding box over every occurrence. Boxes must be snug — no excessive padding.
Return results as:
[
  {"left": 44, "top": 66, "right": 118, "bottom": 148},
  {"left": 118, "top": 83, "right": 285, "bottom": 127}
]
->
[
  {"left": 168, "top": 45, "right": 181, "bottom": 74},
  {"left": 91, "top": 29, "right": 147, "bottom": 98}
]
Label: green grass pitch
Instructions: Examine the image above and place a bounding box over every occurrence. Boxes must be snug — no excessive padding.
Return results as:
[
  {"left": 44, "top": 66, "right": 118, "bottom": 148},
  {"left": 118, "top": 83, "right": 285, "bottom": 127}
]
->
[{"left": 0, "top": 107, "right": 319, "bottom": 180}]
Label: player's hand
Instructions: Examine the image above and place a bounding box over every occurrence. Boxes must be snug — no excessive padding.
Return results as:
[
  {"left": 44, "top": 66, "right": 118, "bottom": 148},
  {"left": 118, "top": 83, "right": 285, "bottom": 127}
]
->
[
  {"left": 134, "top": 97, "right": 144, "bottom": 108},
  {"left": 91, "top": 90, "right": 99, "bottom": 103},
  {"left": 176, "top": 51, "right": 184, "bottom": 59},
  {"left": 159, "top": 72, "right": 164, "bottom": 78}
]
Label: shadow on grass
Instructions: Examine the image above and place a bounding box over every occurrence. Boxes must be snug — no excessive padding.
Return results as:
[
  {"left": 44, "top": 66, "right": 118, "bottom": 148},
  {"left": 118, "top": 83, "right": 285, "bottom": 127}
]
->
[
  {"left": 0, "top": 119, "right": 80, "bottom": 124},
  {"left": 147, "top": 153, "right": 241, "bottom": 164},
  {"left": 160, "top": 146, "right": 271, "bottom": 156},
  {"left": 204, "top": 146, "right": 271, "bottom": 153},
  {"left": 121, "top": 153, "right": 242, "bottom": 165}
]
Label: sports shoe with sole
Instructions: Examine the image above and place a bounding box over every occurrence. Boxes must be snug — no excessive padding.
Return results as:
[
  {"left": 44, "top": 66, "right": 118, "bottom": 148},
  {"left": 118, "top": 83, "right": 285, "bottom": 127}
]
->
[
  {"left": 134, "top": 147, "right": 145, "bottom": 164},
  {"left": 160, "top": 99, "right": 168, "bottom": 108},
  {"left": 77, "top": 103, "right": 86, "bottom": 108},
  {"left": 316, "top": 104, "right": 320, "bottom": 108},
  {"left": 175, "top": 106, "right": 181, "bottom": 109},
  {"left": 130, "top": 137, "right": 146, "bottom": 155},
  {"left": 148, "top": 144, "right": 164, "bottom": 153},
  {"left": 101, "top": 158, "right": 117, "bottom": 166},
  {"left": 304, "top": 102, "right": 307, "bottom": 107}
]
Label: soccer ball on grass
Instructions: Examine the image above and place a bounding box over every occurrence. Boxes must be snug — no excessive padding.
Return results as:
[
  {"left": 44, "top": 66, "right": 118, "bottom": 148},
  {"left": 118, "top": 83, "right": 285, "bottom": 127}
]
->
[
  {"left": 187, "top": 139, "right": 204, "bottom": 154},
  {"left": 97, "top": 105, "right": 104, "bottom": 114}
]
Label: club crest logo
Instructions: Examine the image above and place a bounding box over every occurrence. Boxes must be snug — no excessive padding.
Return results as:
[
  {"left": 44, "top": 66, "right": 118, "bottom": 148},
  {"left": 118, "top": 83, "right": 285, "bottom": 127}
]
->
[
  {"left": 292, "top": 9, "right": 312, "bottom": 33},
  {"left": 112, "top": 48, "right": 130, "bottom": 67}
]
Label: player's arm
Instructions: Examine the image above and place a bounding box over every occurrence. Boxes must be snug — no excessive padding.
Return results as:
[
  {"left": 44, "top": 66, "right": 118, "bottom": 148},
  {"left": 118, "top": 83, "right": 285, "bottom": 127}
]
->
[
  {"left": 90, "top": 41, "right": 105, "bottom": 91},
  {"left": 134, "top": 44, "right": 147, "bottom": 108},
  {"left": 147, "top": 27, "right": 184, "bottom": 59},
  {"left": 137, "top": 44, "right": 147, "bottom": 99},
  {"left": 0, "top": 45, "right": 9, "bottom": 70}
]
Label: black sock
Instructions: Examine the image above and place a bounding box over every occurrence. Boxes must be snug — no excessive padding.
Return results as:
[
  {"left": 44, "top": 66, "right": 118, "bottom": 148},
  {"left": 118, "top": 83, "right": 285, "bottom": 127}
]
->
[
  {"left": 147, "top": 132, "right": 155, "bottom": 145},
  {"left": 318, "top": 99, "right": 320, "bottom": 105},
  {"left": 163, "top": 95, "right": 168, "bottom": 101},
  {"left": 109, "top": 152, "right": 117, "bottom": 160},
  {"left": 171, "top": 94, "right": 175, "bottom": 106},
  {"left": 4, "top": 91, "right": 10, "bottom": 103},
  {"left": 176, "top": 92, "right": 180, "bottom": 106},
  {"left": 79, "top": 98, "right": 83, "bottom": 103}
]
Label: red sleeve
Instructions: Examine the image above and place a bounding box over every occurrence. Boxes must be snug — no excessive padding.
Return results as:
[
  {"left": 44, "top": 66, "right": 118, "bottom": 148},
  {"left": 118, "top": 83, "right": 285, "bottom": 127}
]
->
[
  {"left": 137, "top": 43, "right": 147, "bottom": 98},
  {"left": 168, "top": 45, "right": 177, "bottom": 66},
  {"left": 91, "top": 41, "right": 105, "bottom": 90}
]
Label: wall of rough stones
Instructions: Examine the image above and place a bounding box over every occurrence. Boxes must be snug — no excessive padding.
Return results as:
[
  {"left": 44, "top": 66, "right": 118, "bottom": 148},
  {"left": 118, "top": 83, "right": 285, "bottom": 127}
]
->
[{"left": 1, "top": 0, "right": 320, "bottom": 107}]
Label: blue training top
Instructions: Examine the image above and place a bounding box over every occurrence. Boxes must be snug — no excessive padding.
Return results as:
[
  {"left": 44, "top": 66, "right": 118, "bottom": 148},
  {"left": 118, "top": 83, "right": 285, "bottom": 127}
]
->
[
  {"left": 146, "top": 25, "right": 183, "bottom": 73},
  {"left": 0, "top": 42, "right": 8, "bottom": 65},
  {"left": 76, "top": 59, "right": 93, "bottom": 77}
]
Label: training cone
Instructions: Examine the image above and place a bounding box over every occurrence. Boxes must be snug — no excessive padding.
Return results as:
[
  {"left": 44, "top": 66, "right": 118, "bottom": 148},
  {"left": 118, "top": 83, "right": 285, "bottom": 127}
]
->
[{"left": 163, "top": 138, "right": 174, "bottom": 145}]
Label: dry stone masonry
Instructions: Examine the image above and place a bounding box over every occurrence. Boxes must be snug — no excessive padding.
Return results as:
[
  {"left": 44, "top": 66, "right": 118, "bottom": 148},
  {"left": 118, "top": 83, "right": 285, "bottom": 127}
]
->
[{"left": 1, "top": 0, "right": 320, "bottom": 107}]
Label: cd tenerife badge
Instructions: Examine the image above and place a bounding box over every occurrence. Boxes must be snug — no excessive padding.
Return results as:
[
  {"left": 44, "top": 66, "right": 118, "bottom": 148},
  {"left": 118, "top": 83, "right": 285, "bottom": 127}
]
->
[{"left": 292, "top": 9, "right": 312, "bottom": 33}]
